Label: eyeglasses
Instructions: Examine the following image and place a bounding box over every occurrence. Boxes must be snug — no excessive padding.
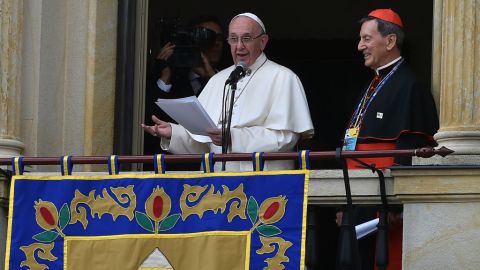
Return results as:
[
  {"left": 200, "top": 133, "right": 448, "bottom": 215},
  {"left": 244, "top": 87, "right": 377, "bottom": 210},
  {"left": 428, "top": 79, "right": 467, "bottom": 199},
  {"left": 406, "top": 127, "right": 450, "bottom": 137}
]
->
[{"left": 226, "top": 33, "right": 264, "bottom": 45}]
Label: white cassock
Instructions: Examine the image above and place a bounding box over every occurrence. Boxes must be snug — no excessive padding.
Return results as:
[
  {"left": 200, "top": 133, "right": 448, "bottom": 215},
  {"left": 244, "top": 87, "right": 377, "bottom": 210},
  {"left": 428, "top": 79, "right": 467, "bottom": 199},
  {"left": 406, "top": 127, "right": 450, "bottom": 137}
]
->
[{"left": 161, "top": 53, "right": 314, "bottom": 171}]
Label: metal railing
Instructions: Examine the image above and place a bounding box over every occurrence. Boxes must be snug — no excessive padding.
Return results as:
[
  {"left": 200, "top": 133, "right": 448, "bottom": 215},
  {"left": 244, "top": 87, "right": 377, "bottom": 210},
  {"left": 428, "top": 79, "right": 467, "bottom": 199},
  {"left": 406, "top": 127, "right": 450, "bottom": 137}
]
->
[{"left": 0, "top": 146, "right": 453, "bottom": 166}]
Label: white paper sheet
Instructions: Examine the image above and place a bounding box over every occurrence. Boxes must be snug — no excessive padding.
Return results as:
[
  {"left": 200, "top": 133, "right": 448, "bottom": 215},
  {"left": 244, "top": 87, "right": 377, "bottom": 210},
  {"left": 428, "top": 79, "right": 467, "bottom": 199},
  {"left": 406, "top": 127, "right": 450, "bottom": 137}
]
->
[
  {"left": 355, "top": 218, "right": 379, "bottom": 239},
  {"left": 155, "top": 96, "right": 216, "bottom": 136}
]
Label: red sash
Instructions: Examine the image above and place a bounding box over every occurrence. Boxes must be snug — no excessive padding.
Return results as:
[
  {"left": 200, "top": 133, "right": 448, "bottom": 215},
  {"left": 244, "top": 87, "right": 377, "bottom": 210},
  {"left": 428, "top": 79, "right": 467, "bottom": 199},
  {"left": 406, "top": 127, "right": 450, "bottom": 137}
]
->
[
  {"left": 347, "top": 142, "right": 396, "bottom": 169},
  {"left": 374, "top": 221, "right": 403, "bottom": 270}
]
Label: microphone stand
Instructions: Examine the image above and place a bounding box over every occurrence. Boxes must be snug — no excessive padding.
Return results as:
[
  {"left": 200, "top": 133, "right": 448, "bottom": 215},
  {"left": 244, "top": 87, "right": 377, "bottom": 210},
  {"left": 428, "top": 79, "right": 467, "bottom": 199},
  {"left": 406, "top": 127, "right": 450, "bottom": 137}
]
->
[{"left": 222, "top": 82, "right": 237, "bottom": 171}]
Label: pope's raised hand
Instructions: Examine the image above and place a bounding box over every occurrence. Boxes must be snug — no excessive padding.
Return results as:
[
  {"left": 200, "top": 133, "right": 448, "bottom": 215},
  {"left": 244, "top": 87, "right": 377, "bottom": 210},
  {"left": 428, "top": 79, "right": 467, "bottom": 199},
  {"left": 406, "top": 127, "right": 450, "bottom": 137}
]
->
[{"left": 141, "top": 115, "right": 172, "bottom": 139}]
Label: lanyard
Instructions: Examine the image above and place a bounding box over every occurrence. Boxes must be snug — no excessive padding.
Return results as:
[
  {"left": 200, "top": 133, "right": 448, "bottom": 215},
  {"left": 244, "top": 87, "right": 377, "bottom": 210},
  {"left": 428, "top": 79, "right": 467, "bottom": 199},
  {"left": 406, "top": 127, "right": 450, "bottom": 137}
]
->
[{"left": 349, "top": 58, "right": 404, "bottom": 129}]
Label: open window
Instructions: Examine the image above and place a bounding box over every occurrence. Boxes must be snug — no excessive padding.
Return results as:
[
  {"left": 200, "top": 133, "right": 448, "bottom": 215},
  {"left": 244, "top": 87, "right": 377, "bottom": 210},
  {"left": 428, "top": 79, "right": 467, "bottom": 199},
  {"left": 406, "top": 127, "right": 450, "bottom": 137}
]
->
[{"left": 124, "top": 0, "right": 434, "bottom": 170}]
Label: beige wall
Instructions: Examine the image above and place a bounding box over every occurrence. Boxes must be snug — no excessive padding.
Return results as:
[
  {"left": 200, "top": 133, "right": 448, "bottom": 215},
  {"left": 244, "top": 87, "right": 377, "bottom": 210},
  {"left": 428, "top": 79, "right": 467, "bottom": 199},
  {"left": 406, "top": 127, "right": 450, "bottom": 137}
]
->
[
  {"left": 1, "top": 1, "right": 118, "bottom": 265},
  {"left": 20, "top": 0, "right": 118, "bottom": 171},
  {"left": 404, "top": 202, "right": 480, "bottom": 270}
]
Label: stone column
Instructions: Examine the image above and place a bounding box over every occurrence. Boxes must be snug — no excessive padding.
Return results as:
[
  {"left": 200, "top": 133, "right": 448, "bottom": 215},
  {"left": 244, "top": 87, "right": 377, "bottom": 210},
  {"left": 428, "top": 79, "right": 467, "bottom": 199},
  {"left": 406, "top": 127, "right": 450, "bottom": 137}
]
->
[
  {"left": 19, "top": 0, "right": 117, "bottom": 172},
  {"left": 432, "top": 0, "right": 480, "bottom": 162},
  {"left": 0, "top": 0, "right": 25, "bottom": 158},
  {"left": 401, "top": 3, "right": 480, "bottom": 269},
  {"left": 0, "top": 0, "right": 24, "bottom": 267}
]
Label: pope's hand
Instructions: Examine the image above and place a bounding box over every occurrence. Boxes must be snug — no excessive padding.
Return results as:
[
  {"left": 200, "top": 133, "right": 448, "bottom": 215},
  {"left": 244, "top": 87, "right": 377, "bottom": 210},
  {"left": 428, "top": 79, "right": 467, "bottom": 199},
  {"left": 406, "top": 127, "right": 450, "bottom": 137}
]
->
[
  {"left": 206, "top": 128, "right": 223, "bottom": 146},
  {"left": 141, "top": 115, "right": 172, "bottom": 139}
]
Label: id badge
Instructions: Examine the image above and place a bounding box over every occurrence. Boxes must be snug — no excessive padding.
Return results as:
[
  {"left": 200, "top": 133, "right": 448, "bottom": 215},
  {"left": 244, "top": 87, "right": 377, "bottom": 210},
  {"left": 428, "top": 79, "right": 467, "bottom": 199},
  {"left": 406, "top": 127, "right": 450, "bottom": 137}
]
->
[{"left": 342, "top": 127, "right": 359, "bottom": 151}]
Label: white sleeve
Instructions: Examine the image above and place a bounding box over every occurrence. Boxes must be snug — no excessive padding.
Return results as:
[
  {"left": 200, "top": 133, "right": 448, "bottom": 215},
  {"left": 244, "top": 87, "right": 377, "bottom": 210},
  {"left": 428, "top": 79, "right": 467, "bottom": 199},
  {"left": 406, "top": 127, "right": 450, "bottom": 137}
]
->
[
  {"left": 229, "top": 127, "right": 300, "bottom": 153},
  {"left": 156, "top": 78, "right": 173, "bottom": 93},
  {"left": 161, "top": 124, "right": 210, "bottom": 154}
]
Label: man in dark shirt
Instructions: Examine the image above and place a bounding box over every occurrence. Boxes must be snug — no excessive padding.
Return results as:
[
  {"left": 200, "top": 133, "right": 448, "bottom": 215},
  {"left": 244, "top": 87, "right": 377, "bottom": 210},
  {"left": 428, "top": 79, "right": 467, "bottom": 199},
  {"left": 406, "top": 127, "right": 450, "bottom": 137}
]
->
[{"left": 154, "top": 15, "right": 226, "bottom": 98}]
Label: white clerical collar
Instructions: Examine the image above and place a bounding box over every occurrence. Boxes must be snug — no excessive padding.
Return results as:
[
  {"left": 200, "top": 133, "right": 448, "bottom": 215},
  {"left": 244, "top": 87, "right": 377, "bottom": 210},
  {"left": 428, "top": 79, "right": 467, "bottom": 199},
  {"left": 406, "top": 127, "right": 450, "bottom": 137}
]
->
[
  {"left": 375, "top": 56, "right": 403, "bottom": 75},
  {"left": 247, "top": 53, "right": 267, "bottom": 75}
]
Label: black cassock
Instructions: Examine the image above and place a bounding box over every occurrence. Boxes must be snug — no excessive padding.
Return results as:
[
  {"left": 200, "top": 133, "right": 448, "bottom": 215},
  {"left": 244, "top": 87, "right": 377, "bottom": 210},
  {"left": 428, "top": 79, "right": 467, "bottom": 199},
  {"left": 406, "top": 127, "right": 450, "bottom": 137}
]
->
[
  {"left": 354, "top": 60, "right": 439, "bottom": 165},
  {"left": 341, "top": 60, "right": 438, "bottom": 269}
]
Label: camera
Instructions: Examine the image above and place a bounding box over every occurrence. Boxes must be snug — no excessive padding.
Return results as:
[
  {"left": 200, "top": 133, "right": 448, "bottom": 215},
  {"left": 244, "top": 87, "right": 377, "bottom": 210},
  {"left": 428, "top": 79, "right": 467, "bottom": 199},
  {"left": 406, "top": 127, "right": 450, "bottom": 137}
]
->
[{"left": 155, "top": 18, "right": 219, "bottom": 69}]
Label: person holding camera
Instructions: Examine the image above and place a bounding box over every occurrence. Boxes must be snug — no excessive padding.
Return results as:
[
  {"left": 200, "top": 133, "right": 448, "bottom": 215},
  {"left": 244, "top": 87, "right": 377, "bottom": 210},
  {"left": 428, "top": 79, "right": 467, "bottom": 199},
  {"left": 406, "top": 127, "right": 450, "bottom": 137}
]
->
[
  {"left": 143, "top": 12, "right": 314, "bottom": 171},
  {"left": 155, "top": 15, "right": 226, "bottom": 98}
]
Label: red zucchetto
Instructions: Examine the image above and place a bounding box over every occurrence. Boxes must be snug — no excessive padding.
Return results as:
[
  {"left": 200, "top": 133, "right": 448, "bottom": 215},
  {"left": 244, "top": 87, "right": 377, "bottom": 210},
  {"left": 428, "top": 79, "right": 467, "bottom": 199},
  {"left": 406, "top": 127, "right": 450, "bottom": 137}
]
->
[{"left": 368, "top": 9, "right": 403, "bottom": 27}]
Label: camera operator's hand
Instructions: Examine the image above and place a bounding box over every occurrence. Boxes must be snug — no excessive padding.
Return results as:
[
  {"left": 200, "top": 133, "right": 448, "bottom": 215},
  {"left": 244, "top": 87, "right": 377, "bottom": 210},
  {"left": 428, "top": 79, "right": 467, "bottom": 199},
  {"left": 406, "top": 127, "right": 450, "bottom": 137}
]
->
[
  {"left": 157, "top": 42, "right": 175, "bottom": 60},
  {"left": 156, "top": 42, "right": 176, "bottom": 84},
  {"left": 193, "top": 53, "right": 216, "bottom": 79},
  {"left": 141, "top": 115, "right": 172, "bottom": 139}
]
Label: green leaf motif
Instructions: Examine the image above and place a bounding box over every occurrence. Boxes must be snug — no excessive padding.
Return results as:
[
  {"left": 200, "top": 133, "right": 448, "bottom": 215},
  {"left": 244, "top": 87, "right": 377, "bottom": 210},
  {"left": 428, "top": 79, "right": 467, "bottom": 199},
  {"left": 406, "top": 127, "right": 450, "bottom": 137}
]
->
[
  {"left": 33, "top": 230, "right": 59, "bottom": 243},
  {"left": 257, "top": 224, "right": 282, "bottom": 237},
  {"left": 135, "top": 211, "right": 154, "bottom": 232},
  {"left": 159, "top": 214, "right": 181, "bottom": 231},
  {"left": 58, "top": 203, "right": 71, "bottom": 230},
  {"left": 247, "top": 196, "right": 258, "bottom": 225}
]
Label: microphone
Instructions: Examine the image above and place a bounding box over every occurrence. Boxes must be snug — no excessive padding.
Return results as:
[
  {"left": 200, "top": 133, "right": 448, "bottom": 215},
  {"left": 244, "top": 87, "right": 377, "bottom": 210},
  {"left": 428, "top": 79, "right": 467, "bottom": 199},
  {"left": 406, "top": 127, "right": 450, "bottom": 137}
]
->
[{"left": 225, "top": 62, "right": 247, "bottom": 84}]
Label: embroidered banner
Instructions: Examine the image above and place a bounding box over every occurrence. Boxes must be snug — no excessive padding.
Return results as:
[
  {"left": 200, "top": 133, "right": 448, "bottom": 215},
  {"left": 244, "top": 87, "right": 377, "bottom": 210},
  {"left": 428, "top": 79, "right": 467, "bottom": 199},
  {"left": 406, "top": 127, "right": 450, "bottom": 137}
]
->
[{"left": 5, "top": 170, "right": 309, "bottom": 270}]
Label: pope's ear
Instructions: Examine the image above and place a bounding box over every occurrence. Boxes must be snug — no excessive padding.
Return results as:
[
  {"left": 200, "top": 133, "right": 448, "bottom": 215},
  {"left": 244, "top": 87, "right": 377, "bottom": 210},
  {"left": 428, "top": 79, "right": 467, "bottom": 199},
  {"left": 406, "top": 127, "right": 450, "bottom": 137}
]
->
[
  {"left": 386, "top": 34, "right": 397, "bottom": 50},
  {"left": 260, "top": 34, "right": 269, "bottom": 51}
]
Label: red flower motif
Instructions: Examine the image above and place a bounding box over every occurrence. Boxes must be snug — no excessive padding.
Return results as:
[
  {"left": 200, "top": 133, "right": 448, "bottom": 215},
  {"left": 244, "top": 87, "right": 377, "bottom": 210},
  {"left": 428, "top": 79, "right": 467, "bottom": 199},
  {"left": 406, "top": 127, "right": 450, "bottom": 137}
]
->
[
  {"left": 34, "top": 200, "right": 59, "bottom": 230},
  {"left": 264, "top": 202, "right": 280, "bottom": 220},
  {"left": 258, "top": 196, "right": 287, "bottom": 224},
  {"left": 145, "top": 186, "right": 171, "bottom": 222},
  {"left": 153, "top": 196, "right": 164, "bottom": 219}
]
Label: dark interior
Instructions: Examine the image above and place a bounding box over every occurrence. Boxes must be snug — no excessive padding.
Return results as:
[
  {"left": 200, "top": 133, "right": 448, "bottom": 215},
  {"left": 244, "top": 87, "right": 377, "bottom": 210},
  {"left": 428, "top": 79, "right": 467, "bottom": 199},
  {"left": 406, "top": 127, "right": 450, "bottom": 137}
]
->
[{"left": 144, "top": 0, "right": 434, "bottom": 169}]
